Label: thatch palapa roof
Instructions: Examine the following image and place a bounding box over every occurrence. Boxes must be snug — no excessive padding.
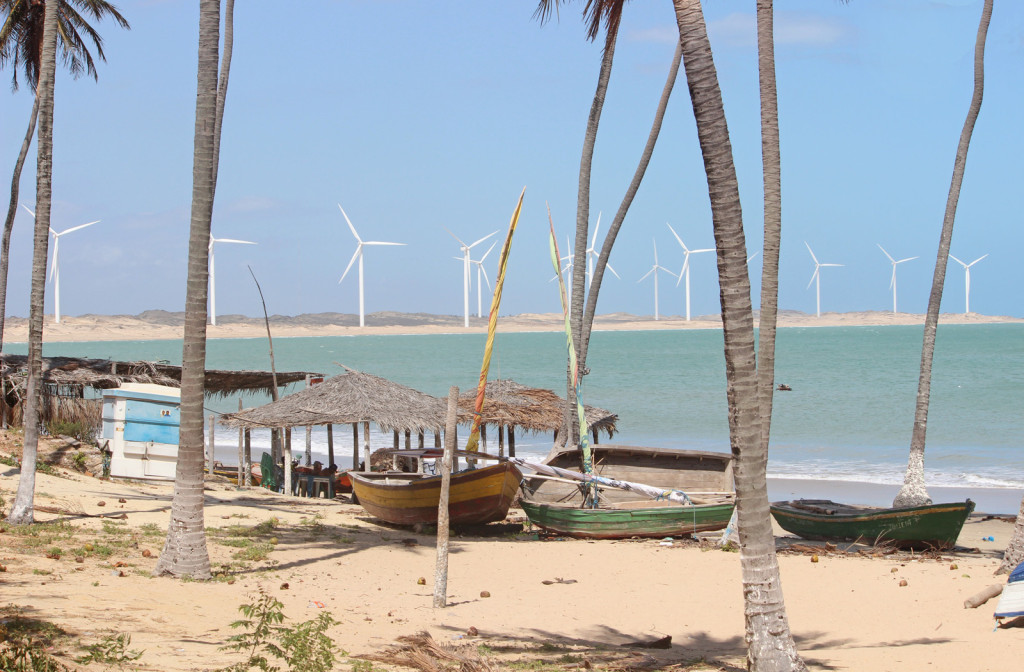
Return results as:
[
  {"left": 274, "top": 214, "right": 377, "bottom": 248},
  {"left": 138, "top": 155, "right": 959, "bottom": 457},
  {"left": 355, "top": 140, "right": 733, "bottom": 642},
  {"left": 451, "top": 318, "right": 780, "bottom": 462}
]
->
[
  {"left": 457, "top": 379, "right": 618, "bottom": 438},
  {"left": 221, "top": 367, "right": 446, "bottom": 433},
  {"left": 0, "top": 354, "right": 317, "bottom": 399}
]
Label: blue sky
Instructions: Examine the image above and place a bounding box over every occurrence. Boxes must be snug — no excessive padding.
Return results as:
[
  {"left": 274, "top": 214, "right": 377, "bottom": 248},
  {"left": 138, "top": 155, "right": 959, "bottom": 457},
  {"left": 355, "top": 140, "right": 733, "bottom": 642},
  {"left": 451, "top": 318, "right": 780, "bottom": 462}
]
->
[{"left": 1, "top": 0, "right": 1021, "bottom": 321}]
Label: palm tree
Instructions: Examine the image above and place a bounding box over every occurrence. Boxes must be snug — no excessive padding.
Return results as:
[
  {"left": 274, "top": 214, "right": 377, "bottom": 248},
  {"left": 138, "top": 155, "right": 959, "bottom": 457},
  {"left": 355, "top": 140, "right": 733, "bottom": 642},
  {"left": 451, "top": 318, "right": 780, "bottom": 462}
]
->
[
  {"left": 0, "top": 0, "right": 129, "bottom": 352},
  {"left": 671, "top": 1, "right": 804, "bottom": 668},
  {"left": 999, "top": 495, "right": 1024, "bottom": 575},
  {"left": 5, "top": 0, "right": 58, "bottom": 525},
  {"left": 154, "top": 0, "right": 234, "bottom": 579},
  {"left": 893, "top": 0, "right": 991, "bottom": 508}
]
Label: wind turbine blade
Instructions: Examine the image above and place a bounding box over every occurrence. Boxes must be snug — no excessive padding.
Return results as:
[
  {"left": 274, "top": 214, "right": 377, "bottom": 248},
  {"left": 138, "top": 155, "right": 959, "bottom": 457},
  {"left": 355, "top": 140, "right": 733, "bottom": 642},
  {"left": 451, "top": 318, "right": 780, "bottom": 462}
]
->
[
  {"left": 590, "top": 212, "right": 602, "bottom": 249},
  {"left": 804, "top": 241, "right": 819, "bottom": 265},
  {"left": 666, "top": 223, "right": 687, "bottom": 251},
  {"left": 691, "top": 248, "right": 714, "bottom": 254},
  {"left": 57, "top": 220, "right": 100, "bottom": 236},
  {"left": 877, "top": 244, "right": 895, "bottom": 263},
  {"left": 479, "top": 267, "right": 491, "bottom": 290},
  {"left": 896, "top": 256, "right": 918, "bottom": 264},
  {"left": 364, "top": 241, "right": 406, "bottom": 246},
  {"left": 49, "top": 243, "right": 58, "bottom": 280},
  {"left": 747, "top": 250, "right": 760, "bottom": 263},
  {"left": 821, "top": 263, "right": 843, "bottom": 267},
  {"left": 806, "top": 269, "right": 819, "bottom": 290},
  {"left": 606, "top": 263, "right": 620, "bottom": 279},
  {"left": 213, "top": 238, "right": 256, "bottom": 245},
  {"left": 652, "top": 239, "right": 659, "bottom": 265},
  {"left": 639, "top": 267, "right": 655, "bottom": 282},
  {"left": 479, "top": 241, "right": 498, "bottom": 263},
  {"left": 890, "top": 267, "right": 897, "bottom": 290},
  {"left": 968, "top": 254, "right": 988, "bottom": 266},
  {"left": 676, "top": 257, "right": 690, "bottom": 287},
  {"left": 468, "top": 231, "right": 498, "bottom": 249},
  {"left": 948, "top": 254, "right": 965, "bottom": 267},
  {"left": 444, "top": 227, "right": 468, "bottom": 249},
  {"left": 339, "top": 247, "right": 361, "bottom": 283},
  {"left": 337, "top": 204, "right": 362, "bottom": 242},
  {"left": 20, "top": 204, "right": 35, "bottom": 218}
]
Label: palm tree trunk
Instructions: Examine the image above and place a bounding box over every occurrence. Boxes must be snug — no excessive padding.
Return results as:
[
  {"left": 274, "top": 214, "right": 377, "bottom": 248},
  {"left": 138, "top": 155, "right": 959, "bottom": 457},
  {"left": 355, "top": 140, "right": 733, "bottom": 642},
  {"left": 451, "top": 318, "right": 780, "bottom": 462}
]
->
[
  {"left": 155, "top": 0, "right": 221, "bottom": 578},
  {"left": 0, "top": 96, "right": 40, "bottom": 353},
  {"left": 755, "top": 0, "right": 782, "bottom": 454},
  {"left": 580, "top": 41, "right": 682, "bottom": 368},
  {"left": 672, "top": 1, "right": 804, "bottom": 669},
  {"left": 894, "top": 0, "right": 991, "bottom": 509},
  {"left": 211, "top": 0, "right": 234, "bottom": 194},
  {"left": 563, "top": 25, "right": 618, "bottom": 449},
  {"left": 998, "top": 494, "right": 1024, "bottom": 575},
  {"left": 6, "top": 0, "right": 58, "bottom": 526}
]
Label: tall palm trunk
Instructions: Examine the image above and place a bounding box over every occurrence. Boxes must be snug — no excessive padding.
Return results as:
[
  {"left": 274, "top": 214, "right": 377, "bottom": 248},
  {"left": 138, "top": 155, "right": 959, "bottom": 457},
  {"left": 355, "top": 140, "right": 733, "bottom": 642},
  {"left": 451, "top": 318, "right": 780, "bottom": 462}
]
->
[
  {"left": 755, "top": 1, "right": 782, "bottom": 458},
  {"left": 0, "top": 97, "right": 40, "bottom": 353},
  {"left": 998, "top": 494, "right": 1024, "bottom": 575},
  {"left": 672, "top": 1, "right": 804, "bottom": 669},
  {"left": 6, "top": 0, "right": 58, "bottom": 526},
  {"left": 579, "top": 40, "right": 683, "bottom": 367},
  {"left": 894, "top": 0, "right": 991, "bottom": 508},
  {"left": 155, "top": 0, "right": 222, "bottom": 578},
  {"left": 565, "top": 24, "right": 617, "bottom": 448}
]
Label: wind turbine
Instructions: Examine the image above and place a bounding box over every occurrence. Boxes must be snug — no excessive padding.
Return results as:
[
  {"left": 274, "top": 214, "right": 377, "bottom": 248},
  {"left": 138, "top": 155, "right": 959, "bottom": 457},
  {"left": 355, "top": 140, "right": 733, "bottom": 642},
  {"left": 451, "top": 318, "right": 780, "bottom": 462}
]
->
[
  {"left": 637, "top": 239, "right": 678, "bottom": 321},
  {"left": 22, "top": 204, "right": 99, "bottom": 324},
  {"left": 337, "top": 203, "right": 406, "bottom": 327},
  {"left": 948, "top": 253, "right": 988, "bottom": 314},
  {"left": 469, "top": 241, "right": 497, "bottom": 318},
  {"left": 805, "top": 241, "right": 843, "bottom": 318},
  {"left": 446, "top": 228, "right": 497, "bottom": 327},
  {"left": 877, "top": 244, "right": 918, "bottom": 314},
  {"left": 585, "top": 213, "right": 618, "bottom": 290},
  {"left": 208, "top": 235, "right": 256, "bottom": 326},
  {"left": 667, "top": 223, "right": 714, "bottom": 321}
]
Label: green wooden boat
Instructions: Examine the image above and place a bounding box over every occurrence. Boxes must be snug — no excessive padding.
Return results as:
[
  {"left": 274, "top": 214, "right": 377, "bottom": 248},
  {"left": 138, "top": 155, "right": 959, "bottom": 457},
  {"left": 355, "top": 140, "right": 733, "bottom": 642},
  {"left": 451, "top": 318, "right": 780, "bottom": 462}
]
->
[
  {"left": 519, "top": 445, "right": 735, "bottom": 539},
  {"left": 769, "top": 499, "right": 975, "bottom": 550},
  {"left": 520, "top": 498, "right": 735, "bottom": 539}
]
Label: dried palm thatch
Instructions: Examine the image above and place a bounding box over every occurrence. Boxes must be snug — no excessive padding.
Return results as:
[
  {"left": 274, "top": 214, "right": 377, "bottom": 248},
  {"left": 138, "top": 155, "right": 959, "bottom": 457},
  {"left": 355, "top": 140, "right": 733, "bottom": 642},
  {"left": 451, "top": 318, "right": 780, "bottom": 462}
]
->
[
  {"left": 0, "top": 354, "right": 318, "bottom": 428},
  {"left": 221, "top": 367, "right": 446, "bottom": 434},
  {"left": 457, "top": 379, "right": 617, "bottom": 439},
  {"left": 354, "top": 632, "right": 495, "bottom": 672}
]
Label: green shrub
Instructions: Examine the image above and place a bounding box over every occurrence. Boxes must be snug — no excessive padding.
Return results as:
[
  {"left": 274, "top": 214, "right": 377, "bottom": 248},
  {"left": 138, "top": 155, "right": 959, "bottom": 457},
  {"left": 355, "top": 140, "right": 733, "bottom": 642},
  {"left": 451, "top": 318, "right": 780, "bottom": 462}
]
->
[
  {"left": 75, "top": 632, "right": 143, "bottom": 669},
  {"left": 45, "top": 420, "right": 98, "bottom": 445}
]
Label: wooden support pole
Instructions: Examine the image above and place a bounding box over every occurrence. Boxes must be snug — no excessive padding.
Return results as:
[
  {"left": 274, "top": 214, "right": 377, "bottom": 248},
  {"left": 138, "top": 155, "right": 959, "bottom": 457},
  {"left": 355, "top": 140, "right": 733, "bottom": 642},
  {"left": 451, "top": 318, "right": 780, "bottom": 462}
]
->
[
  {"left": 283, "top": 427, "right": 293, "bottom": 496},
  {"left": 207, "top": 415, "right": 216, "bottom": 477},
  {"left": 480, "top": 424, "right": 487, "bottom": 451},
  {"left": 393, "top": 430, "right": 399, "bottom": 450},
  {"left": 404, "top": 429, "right": 411, "bottom": 449},
  {"left": 508, "top": 425, "right": 516, "bottom": 457},
  {"left": 305, "top": 374, "right": 313, "bottom": 466},
  {"left": 243, "top": 429, "right": 251, "bottom": 486},
  {"left": 418, "top": 430, "right": 424, "bottom": 449},
  {"left": 498, "top": 425, "right": 505, "bottom": 458},
  {"left": 352, "top": 422, "right": 359, "bottom": 470},
  {"left": 363, "top": 421, "right": 371, "bottom": 472},
  {"left": 237, "top": 399, "right": 244, "bottom": 486},
  {"left": 434, "top": 385, "right": 458, "bottom": 609},
  {"left": 434, "top": 430, "right": 441, "bottom": 448},
  {"left": 327, "top": 423, "right": 335, "bottom": 468}
]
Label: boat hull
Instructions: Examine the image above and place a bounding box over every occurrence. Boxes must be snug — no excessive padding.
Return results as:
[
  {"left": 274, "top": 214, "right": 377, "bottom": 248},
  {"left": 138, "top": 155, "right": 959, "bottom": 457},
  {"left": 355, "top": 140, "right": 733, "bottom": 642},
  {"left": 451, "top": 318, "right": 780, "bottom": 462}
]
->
[
  {"left": 770, "top": 499, "right": 975, "bottom": 550},
  {"left": 521, "top": 499, "right": 734, "bottom": 539},
  {"left": 349, "top": 461, "right": 522, "bottom": 526}
]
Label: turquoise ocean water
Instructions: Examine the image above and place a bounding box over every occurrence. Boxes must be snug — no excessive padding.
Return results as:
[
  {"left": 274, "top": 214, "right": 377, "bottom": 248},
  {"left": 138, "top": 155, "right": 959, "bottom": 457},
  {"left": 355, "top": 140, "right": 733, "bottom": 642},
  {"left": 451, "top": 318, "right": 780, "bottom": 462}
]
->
[{"left": 14, "top": 323, "right": 1023, "bottom": 497}]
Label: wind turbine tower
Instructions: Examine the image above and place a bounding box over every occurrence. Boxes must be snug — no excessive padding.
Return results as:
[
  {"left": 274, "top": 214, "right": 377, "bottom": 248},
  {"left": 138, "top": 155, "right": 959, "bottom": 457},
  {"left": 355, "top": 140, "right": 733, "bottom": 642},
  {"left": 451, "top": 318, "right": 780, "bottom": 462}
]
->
[
  {"left": 447, "top": 228, "right": 497, "bottom": 327},
  {"left": 338, "top": 204, "right": 406, "bottom": 327},
  {"left": 877, "top": 245, "right": 918, "bottom": 314},
  {"left": 470, "top": 241, "right": 497, "bottom": 318},
  {"left": 667, "top": 223, "right": 714, "bottom": 321},
  {"left": 949, "top": 253, "right": 988, "bottom": 314},
  {"left": 22, "top": 204, "right": 99, "bottom": 324},
  {"left": 209, "top": 235, "right": 256, "bottom": 326},
  {"left": 805, "top": 241, "right": 843, "bottom": 318},
  {"left": 637, "top": 239, "right": 678, "bottom": 321}
]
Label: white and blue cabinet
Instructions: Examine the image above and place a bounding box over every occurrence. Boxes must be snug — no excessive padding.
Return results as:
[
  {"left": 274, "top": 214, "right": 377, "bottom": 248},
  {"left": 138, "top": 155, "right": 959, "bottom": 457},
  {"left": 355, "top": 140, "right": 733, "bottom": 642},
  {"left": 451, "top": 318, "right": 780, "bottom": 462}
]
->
[{"left": 101, "top": 383, "right": 181, "bottom": 480}]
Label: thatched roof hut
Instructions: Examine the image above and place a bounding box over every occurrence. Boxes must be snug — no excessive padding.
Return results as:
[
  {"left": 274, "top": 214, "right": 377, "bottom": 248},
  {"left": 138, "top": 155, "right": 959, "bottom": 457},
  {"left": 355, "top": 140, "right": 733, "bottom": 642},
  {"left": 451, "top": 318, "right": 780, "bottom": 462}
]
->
[
  {"left": 221, "top": 367, "right": 445, "bottom": 433},
  {"left": 457, "top": 379, "right": 618, "bottom": 439}
]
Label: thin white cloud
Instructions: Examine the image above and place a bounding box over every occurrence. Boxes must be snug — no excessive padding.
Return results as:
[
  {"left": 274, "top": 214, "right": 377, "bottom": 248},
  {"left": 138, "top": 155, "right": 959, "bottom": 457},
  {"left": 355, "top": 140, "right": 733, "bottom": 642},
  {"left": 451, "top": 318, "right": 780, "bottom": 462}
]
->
[{"left": 706, "top": 12, "right": 851, "bottom": 49}]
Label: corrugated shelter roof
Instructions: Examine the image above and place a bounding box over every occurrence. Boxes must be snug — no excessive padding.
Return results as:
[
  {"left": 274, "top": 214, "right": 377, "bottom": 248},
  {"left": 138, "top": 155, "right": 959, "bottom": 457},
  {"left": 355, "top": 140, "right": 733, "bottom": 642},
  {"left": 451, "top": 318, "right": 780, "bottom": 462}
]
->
[
  {"left": 221, "top": 367, "right": 446, "bottom": 433},
  {"left": 457, "top": 379, "right": 618, "bottom": 438},
  {"left": 0, "top": 354, "right": 316, "bottom": 398}
]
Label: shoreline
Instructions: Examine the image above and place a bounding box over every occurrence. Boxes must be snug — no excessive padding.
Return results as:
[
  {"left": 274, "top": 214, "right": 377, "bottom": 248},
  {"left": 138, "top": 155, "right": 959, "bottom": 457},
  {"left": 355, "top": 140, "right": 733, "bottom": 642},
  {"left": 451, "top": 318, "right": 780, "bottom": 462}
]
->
[{"left": 2, "top": 309, "right": 1021, "bottom": 343}]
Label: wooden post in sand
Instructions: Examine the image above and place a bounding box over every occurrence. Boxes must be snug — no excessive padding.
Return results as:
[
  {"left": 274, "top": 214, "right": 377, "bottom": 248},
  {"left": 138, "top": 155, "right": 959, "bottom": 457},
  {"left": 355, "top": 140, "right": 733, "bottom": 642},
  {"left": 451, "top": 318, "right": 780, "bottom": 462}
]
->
[
  {"left": 237, "top": 399, "right": 244, "bottom": 486},
  {"left": 327, "top": 424, "right": 335, "bottom": 469},
  {"left": 352, "top": 423, "right": 359, "bottom": 470},
  {"left": 207, "top": 415, "right": 215, "bottom": 477},
  {"left": 498, "top": 426, "right": 505, "bottom": 458},
  {"left": 434, "top": 385, "right": 458, "bottom": 608},
  {"left": 283, "top": 428, "right": 293, "bottom": 496},
  {"left": 243, "top": 429, "right": 251, "bottom": 486},
  {"left": 508, "top": 425, "right": 516, "bottom": 457},
  {"left": 363, "top": 421, "right": 371, "bottom": 472}
]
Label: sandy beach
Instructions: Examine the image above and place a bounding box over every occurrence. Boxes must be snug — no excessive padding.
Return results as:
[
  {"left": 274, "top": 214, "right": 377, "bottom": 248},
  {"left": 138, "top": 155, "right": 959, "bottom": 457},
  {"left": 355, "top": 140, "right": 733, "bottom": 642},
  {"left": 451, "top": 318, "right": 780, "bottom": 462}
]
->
[
  {"left": 2, "top": 309, "right": 1021, "bottom": 343},
  {"left": 1, "top": 433, "right": 1021, "bottom": 672}
]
